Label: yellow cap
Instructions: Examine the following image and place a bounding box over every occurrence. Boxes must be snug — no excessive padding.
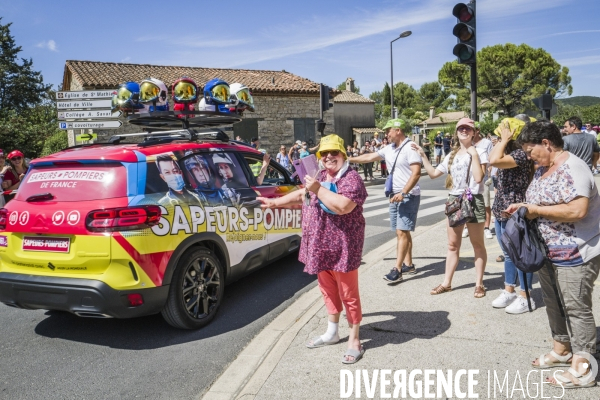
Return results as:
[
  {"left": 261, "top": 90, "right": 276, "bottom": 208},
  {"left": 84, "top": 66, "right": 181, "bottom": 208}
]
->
[
  {"left": 494, "top": 118, "right": 526, "bottom": 140},
  {"left": 316, "top": 134, "right": 347, "bottom": 159}
]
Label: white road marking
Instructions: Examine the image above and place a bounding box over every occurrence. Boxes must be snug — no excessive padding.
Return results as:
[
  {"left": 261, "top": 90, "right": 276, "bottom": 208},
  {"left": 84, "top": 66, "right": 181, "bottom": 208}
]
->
[{"left": 363, "top": 196, "right": 446, "bottom": 218}]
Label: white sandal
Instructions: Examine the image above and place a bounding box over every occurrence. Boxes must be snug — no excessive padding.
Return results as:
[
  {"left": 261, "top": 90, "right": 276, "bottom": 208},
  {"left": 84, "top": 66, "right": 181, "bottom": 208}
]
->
[
  {"left": 532, "top": 350, "right": 573, "bottom": 369},
  {"left": 549, "top": 367, "right": 596, "bottom": 389}
]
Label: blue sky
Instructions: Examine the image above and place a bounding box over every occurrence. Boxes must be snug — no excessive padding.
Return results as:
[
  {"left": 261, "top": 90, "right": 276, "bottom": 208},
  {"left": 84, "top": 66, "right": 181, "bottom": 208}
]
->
[{"left": 2, "top": 0, "right": 599, "bottom": 99}]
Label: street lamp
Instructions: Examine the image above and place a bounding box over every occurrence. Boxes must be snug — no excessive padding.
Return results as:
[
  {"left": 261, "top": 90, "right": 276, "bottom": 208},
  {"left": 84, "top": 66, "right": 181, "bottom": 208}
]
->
[{"left": 390, "top": 30, "right": 412, "bottom": 119}]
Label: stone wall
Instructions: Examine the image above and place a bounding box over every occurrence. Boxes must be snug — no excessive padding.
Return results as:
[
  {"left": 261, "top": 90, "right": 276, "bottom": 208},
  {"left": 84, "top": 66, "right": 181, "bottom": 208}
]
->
[{"left": 244, "top": 94, "right": 335, "bottom": 154}]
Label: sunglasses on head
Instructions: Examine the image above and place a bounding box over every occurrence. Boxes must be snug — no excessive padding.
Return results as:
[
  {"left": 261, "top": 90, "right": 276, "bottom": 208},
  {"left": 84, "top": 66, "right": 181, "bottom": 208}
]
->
[{"left": 320, "top": 150, "right": 340, "bottom": 157}]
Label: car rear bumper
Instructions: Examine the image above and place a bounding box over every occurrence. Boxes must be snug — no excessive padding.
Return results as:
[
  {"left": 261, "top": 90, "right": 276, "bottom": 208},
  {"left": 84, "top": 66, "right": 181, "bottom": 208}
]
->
[{"left": 0, "top": 273, "right": 168, "bottom": 318}]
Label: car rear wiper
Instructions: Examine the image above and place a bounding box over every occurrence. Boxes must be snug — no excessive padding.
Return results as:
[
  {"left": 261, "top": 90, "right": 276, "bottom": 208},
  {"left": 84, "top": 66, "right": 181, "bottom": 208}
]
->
[{"left": 26, "top": 193, "right": 54, "bottom": 202}]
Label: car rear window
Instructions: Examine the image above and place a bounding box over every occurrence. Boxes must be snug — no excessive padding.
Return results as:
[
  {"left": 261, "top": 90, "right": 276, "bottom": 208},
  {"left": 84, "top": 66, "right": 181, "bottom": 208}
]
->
[{"left": 15, "top": 163, "right": 127, "bottom": 202}]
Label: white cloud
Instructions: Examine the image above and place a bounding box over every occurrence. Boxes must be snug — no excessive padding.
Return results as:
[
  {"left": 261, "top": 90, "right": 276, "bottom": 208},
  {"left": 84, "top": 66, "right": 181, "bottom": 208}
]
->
[
  {"left": 544, "top": 29, "right": 600, "bottom": 38},
  {"left": 36, "top": 39, "right": 58, "bottom": 52},
  {"left": 121, "top": 56, "right": 131, "bottom": 63},
  {"left": 559, "top": 55, "right": 600, "bottom": 67}
]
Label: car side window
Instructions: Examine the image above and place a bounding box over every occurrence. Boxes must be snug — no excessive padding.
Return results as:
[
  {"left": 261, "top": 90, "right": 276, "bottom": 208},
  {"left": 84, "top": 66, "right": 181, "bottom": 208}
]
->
[{"left": 242, "top": 155, "right": 287, "bottom": 186}]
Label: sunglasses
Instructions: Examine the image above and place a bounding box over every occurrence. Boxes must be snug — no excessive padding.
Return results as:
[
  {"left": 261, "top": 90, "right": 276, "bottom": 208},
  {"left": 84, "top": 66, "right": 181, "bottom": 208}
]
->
[
  {"left": 320, "top": 150, "right": 340, "bottom": 157},
  {"left": 11, "top": 157, "right": 22, "bottom": 161}
]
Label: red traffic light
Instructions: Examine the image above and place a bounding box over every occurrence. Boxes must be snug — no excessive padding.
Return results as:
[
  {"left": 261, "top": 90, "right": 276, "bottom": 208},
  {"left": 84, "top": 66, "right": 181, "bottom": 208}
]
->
[{"left": 453, "top": 3, "right": 474, "bottom": 22}]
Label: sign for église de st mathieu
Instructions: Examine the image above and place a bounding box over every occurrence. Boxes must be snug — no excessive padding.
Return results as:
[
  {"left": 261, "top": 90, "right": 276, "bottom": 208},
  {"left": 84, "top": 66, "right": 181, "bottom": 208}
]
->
[{"left": 56, "top": 90, "right": 116, "bottom": 100}]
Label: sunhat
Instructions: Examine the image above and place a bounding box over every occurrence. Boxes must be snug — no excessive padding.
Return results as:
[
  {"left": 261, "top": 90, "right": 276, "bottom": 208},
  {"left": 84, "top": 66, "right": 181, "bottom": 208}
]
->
[{"left": 316, "top": 134, "right": 347, "bottom": 159}]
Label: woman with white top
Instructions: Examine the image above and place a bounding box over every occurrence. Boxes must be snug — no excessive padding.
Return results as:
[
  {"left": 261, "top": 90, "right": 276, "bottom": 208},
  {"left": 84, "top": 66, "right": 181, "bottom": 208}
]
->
[{"left": 412, "top": 118, "right": 489, "bottom": 298}]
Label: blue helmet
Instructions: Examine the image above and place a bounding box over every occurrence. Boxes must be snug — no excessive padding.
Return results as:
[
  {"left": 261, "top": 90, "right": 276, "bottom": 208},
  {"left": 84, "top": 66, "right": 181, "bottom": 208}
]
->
[
  {"left": 112, "top": 81, "right": 144, "bottom": 112},
  {"left": 203, "top": 78, "right": 232, "bottom": 105}
]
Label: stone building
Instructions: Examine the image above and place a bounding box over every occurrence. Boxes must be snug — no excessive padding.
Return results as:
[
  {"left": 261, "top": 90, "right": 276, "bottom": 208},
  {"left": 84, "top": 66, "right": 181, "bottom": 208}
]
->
[
  {"left": 61, "top": 60, "right": 337, "bottom": 154},
  {"left": 418, "top": 107, "right": 468, "bottom": 135},
  {"left": 331, "top": 78, "right": 379, "bottom": 147}
]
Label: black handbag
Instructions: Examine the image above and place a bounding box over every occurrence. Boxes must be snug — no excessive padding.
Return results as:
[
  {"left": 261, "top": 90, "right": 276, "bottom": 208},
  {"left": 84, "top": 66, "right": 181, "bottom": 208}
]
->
[{"left": 445, "top": 155, "right": 474, "bottom": 227}]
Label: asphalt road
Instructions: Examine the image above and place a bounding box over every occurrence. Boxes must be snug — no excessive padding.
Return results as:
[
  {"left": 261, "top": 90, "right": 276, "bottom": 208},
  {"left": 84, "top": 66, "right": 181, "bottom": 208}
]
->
[{"left": 0, "top": 177, "right": 448, "bottom": 400}]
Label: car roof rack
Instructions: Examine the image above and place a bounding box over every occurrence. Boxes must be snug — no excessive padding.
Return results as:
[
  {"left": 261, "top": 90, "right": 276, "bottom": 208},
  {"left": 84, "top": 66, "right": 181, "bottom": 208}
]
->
[{"left": 66, "top": 110, "right": 243, "bottom": 149}]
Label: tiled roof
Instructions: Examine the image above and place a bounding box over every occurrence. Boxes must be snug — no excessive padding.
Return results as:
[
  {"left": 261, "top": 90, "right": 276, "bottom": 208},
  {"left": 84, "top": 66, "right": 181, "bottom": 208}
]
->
[
  {"left": 352, "top": 127, "right": 384, "bottom": 134},
  {"left": 420, "top": 111, "right": 467, "bottom": 126},
  {"left": 334, "top": 90, "right": 375, "bottom": 104},
  {"left": 62, "top": 60, "right": 323, "bottom": 95}
]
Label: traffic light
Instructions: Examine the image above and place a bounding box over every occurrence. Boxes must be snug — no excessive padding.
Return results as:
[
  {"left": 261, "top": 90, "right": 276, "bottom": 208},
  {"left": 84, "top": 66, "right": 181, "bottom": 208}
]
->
[
  {"left": 532, "top": 92, "right": 554, "bottom": 119},
  {"left": 452, "top": 2, "right": 476, "bottom": 64},
  {"left": 319, "top": 84, "right": 331, "bottom": 114}
]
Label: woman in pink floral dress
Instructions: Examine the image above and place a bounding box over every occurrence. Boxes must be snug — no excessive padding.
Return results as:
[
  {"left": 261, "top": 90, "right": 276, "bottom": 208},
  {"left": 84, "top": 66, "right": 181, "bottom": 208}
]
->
[{"left": 257, "top": 134, "right": 368, "bottom": 364}]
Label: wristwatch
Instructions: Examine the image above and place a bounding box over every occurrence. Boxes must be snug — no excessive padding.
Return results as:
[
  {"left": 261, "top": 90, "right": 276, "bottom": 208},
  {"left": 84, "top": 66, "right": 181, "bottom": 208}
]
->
[{"left": 400, "top": 192, "right": 407, "bottom": 197}]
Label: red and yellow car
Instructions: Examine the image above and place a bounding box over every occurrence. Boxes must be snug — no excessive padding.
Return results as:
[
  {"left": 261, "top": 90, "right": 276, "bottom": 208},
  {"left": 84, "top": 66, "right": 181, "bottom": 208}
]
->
[{"left": 0, "top": 133, "right": 301, "bottom": 329}]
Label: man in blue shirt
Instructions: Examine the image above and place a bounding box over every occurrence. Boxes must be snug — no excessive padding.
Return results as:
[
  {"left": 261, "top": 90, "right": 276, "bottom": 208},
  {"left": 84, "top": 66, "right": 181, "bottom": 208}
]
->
[{"left": 442, "top": 133, "right": 452, "bottom": 156}]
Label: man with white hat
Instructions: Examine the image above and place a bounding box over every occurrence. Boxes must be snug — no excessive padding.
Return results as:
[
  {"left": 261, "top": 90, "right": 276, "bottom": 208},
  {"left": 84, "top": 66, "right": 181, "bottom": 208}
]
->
[{"left": 349, "top": 118, "right": 422, "bottom": 284}]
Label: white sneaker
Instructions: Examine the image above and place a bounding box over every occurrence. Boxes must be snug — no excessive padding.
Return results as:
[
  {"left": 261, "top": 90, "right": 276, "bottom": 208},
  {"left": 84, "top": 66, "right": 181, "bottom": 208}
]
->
[
  {"left": 506, "top": 296, "right": 536, "bottom": 314},
  {"left": 492, "top": 290, "right": 517, "bottom": 308},
  {"left": 462, "top": 228, "right": 469, "bottom": 238},
  {"left": 484, "top": 228, "right": 493, "bottom": 239}
]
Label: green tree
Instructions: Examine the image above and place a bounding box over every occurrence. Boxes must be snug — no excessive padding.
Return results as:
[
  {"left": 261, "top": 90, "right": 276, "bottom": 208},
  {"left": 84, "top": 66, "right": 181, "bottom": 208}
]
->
[
  {"left": 552, "top": 104, "right": 600, "bottom": 127},
  {"left": 0, "top": 19, "right": 58, "bottom": 158},
  {"left": 392, "top": 82, "right": 417, "bottom": 111},
  {"left": 415, "top": 81, "right": 453, "bottom": 112},
  {"left": 439, "top": 43, "right": 573, "bottom": 116},
  {"left": 0, "top": 18, "right": 51, "bottom": 115},
  {"left": 41, "top": 131, "right": 68, "bottom": 156},
  {"left": 336, "top": 81, "right": 360, "bottom": 94},
  {"left": 382, "top": 82, "right": 391, "bottom": 107}
]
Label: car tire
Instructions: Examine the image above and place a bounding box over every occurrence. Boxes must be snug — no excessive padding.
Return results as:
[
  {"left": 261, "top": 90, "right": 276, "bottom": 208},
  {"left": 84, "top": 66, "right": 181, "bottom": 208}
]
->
[{"left": 161, "top": 247, "right": 225, "bottom": 329}]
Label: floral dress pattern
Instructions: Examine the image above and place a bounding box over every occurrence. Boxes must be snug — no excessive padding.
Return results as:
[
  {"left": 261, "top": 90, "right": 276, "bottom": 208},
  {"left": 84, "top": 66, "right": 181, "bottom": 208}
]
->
[
  {"left": 299, "top": 168, "right": 367, "bottom": 274},
  {"left": 492, "top": 149, "right": 532, "bottom": 222},
  {"left": 526, "top": 162, "right": 581, "bottom": 266}
]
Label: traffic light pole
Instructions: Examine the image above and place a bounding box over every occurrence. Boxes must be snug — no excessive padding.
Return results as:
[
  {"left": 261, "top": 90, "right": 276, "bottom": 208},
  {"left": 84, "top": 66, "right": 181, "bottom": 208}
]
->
[{"left": 470, "top": 62, "right": 477, "bottom": 121}]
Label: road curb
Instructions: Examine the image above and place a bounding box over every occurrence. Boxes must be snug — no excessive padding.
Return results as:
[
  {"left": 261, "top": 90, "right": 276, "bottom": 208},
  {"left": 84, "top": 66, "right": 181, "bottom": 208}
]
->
[{"left": 201, "top": 218, "right": 447, "bottom": 400}]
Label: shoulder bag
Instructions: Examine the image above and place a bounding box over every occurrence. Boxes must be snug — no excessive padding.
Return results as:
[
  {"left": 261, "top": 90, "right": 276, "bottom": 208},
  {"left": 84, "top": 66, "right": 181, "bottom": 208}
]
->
[
  {"left": 445, "top": 155, "right": 475, "bottom": 227},
  {"left": 384, "top": 139, "right": 411, "bottom": 198},
  {"left": 501, "top": 206, "right": 567, "bottom": 316}
]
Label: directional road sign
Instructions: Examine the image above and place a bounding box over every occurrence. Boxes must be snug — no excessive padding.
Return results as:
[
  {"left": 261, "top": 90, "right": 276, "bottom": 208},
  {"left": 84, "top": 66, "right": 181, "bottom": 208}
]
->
[
  {"left": 58, "top": 110, "right": 122, "bottom": 120},
  {"left": 56, "top": 99, "right": 112, "bottom": 109},
  {"left": 56, "top": 90, "right": 117, "bottom": 100},
  {"left": 76, "top": 133, "right": 98, "bottom": 141},
  {"left": 59, "top": 121, "right": 122, "bottom": 130}
]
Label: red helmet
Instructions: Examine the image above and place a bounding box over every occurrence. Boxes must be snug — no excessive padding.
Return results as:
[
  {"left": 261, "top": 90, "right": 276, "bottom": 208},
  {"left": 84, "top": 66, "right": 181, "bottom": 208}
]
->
[{"left": 7, "top": 150, "right": 24, "bottom": 160}]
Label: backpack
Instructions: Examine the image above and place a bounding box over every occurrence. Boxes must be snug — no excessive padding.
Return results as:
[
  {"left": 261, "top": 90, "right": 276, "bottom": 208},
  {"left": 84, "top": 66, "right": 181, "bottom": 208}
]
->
[
  {"left": 501, "top": 207, "right": 548, "bottom": 274},
  {"left": 501, "top": 206, "right": 566, "bottom": 316}
]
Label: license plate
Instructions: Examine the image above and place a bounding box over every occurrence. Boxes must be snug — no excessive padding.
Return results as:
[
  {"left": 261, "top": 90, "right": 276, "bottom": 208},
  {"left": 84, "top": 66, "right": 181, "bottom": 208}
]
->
[{"left": 22, "top": 236, "right": 70, "bottom": 253}]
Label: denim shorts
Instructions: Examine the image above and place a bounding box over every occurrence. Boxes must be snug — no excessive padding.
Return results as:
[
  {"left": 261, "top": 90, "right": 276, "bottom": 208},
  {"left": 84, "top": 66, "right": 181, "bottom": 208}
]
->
[{"left": 389, "top": 195, "right": 421, "bottom": 232}]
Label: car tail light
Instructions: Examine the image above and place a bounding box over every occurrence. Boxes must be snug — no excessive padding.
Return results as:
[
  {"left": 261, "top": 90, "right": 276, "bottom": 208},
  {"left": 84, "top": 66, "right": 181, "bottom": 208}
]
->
[
  {"left": 127, "top": 293, "right": 144, "bottom": 307},
  {"left": 86, "top": 206, "right": 161, "bottom": 232},
  {"left": 0, "top": 209, "right": 6, "bottom": 230}
]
